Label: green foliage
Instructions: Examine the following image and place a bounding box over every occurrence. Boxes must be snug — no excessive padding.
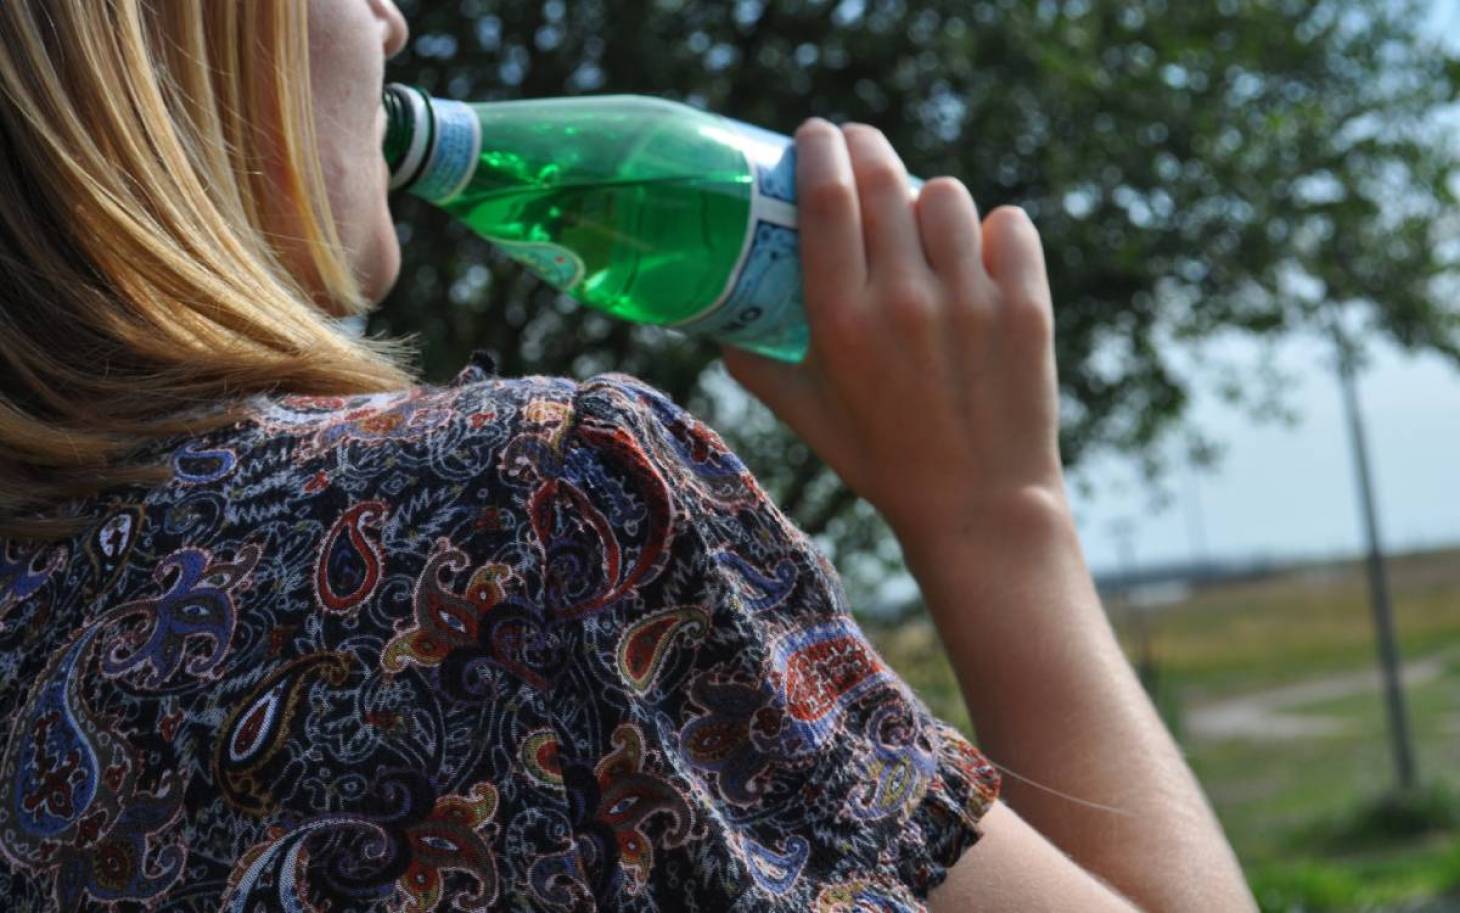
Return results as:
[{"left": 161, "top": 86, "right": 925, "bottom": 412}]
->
[
  {"left": 1250, "top": 861, "right": 1366, "bottom": 913},
  {"left": 375, "top": 0, "right": 1460, "bottom": 610},
  {"left": 1290, "top": 782, "right": 1460, "bottom": 856},
  {"left": 1247, "top": 839, "right": 1460, "bottom": 913}
]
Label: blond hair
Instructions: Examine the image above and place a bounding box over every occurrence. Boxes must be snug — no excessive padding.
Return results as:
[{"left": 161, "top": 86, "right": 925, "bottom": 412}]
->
[{"left": 0, "top": 1, "right": 421, "bottom": 541}]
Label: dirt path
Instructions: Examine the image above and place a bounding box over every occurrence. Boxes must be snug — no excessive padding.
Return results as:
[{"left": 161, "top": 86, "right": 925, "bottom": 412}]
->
[{"left": 1186, "top": 647, "right": 1460, "bottom": 742}]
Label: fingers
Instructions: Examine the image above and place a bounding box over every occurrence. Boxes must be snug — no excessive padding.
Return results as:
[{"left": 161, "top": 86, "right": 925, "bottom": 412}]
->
[
  {"left": 915, "top": 177, "right": 985, "bottom": 294},
  {"left": 795, "top": 118, "right": 867, "bottom": 321},
  {"left": 842, "top": 123, "right": 930, "bottom": 285},
  {"left": 982, "top": 206, "right": 1052, "bottom": 309}
]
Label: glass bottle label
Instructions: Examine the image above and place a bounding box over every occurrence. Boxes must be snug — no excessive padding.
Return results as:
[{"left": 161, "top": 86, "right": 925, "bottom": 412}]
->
[
  {"left": 415, "top": 99, "right": 483, "bottom": 205},
  {"left": 670, "top": 118, "right": 805, "bottom": 349}
]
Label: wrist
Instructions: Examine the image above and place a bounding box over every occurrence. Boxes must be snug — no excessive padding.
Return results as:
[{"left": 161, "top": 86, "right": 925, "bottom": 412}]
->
[
  {"left": 892, "top": 483, "right": 1077, "bottom": 571},
  {"left": 892, "top": 483, "right": 1106, "bottom": 699}
]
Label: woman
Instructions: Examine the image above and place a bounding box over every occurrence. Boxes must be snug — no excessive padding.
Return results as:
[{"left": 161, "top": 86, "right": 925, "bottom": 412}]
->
[{"left": 0, "top": 0, "right": 1255, "bottom": 910}]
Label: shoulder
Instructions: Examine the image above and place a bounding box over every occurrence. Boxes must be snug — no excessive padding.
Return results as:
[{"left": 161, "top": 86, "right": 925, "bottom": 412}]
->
[
  {"left": 157, "top": 357, "right": 587, "bottom": 500},
  {"left": 232, "top": 361, "right": 696, "bottom": 471},
  {"left": 146, "top": 358, "right": 746, "bottom": 542}
]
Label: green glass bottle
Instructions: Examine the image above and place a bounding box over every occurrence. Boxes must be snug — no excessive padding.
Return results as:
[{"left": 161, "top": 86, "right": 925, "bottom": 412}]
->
[{"left": 382, "top": 84, "right": 921, "bottom": 364}]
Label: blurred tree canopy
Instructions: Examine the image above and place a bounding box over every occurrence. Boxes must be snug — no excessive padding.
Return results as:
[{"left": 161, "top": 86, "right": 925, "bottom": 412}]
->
[{"left": 374, "top": 0, "right": 1460, "bottom": 612}]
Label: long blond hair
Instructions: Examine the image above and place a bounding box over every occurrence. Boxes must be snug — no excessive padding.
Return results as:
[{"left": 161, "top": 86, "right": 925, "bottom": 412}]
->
[{"left": 0, "top": 1, "right": 421, "bottom": 541}]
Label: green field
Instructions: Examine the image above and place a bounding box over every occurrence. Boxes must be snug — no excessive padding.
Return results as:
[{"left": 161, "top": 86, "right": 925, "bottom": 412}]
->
[{"left": 863, "top": 546, "right": 1460, "bottom": 913}]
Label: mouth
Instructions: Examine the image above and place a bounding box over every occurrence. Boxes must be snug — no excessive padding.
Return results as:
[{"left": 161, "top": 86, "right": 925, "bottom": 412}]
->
[{"left": 377, "top": 110, "right": 389, "bottom": 183}]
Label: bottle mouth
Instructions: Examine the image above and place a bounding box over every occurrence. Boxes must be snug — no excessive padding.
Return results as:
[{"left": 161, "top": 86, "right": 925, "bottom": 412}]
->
[{"left": 383, "top": 83, "right": 434, "bottom": 192}]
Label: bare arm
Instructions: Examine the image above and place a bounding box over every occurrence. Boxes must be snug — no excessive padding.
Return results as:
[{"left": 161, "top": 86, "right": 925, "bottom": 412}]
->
[
  {"left": 719, "top": 118, "right": 1255, "bottom": 910},
  {"left": 909, "top": 491, "right": 1257, "bottom": 913},
  {"left": 930, "top": 800, "right": 1143, "bottom": 912}
]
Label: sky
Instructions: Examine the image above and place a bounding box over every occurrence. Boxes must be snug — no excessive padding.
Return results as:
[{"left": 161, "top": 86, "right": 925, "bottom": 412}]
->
[{"left": 1068, "top": 0, "right": 1460, "bottom": 576}]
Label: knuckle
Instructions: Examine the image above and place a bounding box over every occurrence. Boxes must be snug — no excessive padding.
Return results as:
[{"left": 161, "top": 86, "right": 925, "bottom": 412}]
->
[
  {"left": 800, "top": 179, "right": 858, "bottom": 221},
  {"left": 817, "top": 306, "right": 866, "bottom": 350},
  {"left": 859, "top": 159, "right": 907, "bottom": 196},
  {"left": 881, "top": 279, "right": 939, "bottom": 328},
  {"left": 841, "top": 121, "right": 884, "bottom": 141},
  {"left": 949, "top": 295, "right": 998, "bottom": 339},
  {"left": 809, "top": 306, "right": 872, "bottom": 365},
  {"left": 1010, "top": 297, "right": 1055, "bottom": 345}
]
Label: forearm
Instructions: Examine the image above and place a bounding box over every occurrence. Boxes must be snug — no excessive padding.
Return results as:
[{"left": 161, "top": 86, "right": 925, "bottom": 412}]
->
[{"left": 897, "top": 489, "right": 1257, "bottom": 913}]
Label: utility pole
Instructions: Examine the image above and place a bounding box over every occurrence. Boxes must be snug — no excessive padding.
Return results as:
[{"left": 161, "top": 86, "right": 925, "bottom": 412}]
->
[
  {"left": 1330, "top": 314, "right": 1417, "bottom": 792},
  {"left": 1185, "top": 455, "right": 1211, "bottom": 572},
  {"left": 1110, "top": 518, "right": 1156, "bottom": 696}
]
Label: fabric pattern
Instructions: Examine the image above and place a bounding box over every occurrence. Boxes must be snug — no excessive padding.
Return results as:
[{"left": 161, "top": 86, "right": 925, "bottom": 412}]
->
[{"left": 0, "top": 350, "right": 1000, "bottom": 912}]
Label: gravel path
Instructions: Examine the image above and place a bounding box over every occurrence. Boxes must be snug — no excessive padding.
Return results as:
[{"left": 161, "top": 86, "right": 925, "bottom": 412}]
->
[{"left": 1186, "top": 647, "right": 1460, "bottom": 742}]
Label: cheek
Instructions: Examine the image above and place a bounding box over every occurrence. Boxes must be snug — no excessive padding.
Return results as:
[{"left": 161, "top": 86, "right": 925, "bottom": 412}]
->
[
  {"left": 317, "top": 136, "right": 383, "bottom": 255},
  {"left": 315, "top": 133, "right": 400, "bottom": 301},
  {"left": 316, "top": 138, "right": 356, "bottom": 233}
]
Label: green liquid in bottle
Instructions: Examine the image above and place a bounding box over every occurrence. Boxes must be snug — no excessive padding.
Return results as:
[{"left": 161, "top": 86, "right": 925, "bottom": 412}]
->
[{"left": 387, "top": 87, "right": 852, "bottom": 362}]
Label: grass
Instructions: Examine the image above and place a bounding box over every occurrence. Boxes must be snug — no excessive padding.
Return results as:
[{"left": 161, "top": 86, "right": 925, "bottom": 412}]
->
[
  {"left": 1246, "top": 841, "right": 1460, "bottom": 913},
  {"left": 1290, "top": 783, "right": 1460, "bottom": 855},
  {"left": 1185, "top": 658, "right": 1460, "bottom": 861},
  {"left": 1115, "top": 551, "right": 1460, "bottom": 701},
  {"left": 862, "top": 545, "right": 1460, "bottom": 912}
]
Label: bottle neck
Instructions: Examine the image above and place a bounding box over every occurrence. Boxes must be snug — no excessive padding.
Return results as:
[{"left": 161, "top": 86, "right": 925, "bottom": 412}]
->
[{"left": 383, "top": 84, "right": 434, "bottom": 192}]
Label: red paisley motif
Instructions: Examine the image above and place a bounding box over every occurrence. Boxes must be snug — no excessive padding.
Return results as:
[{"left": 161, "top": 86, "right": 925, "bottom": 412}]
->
[
  {"left": 784, "top": 636, "right": 884, "bottom": 723},
  {"left": 529, "top": 424, "right": 672, "bottom": 621},
  {"left": 315, "top": 501, "right": 388, "bottom": 614}
]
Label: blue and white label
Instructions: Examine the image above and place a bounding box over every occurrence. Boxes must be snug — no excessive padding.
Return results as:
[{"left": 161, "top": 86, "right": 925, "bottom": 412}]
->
[
  {"left": 728, "top": 118, "right": 799, "bottom": 204},
  {"left": 673, "top": 118, "right": 923, "bottom": 360},
  {"left": 414, "top": 99, "right": 483, "bottom": 205},
  {"left": 674, "top": 221, "right": 803, "bottom": 346},
  {"left": 671, "top": 119, "right": 805, "bottom": 353}
]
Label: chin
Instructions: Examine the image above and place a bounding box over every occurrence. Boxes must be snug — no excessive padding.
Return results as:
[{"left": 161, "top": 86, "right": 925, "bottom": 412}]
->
[{"left": 361, "top": 230, "right": 403, "bottom": 305}]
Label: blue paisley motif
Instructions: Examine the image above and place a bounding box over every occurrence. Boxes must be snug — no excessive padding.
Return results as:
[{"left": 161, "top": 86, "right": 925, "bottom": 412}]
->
[
  {"left": 714, "top": 549, "right": 799, "bottom": 611},
  {"left": 0, "top": 540, "right": 65, "bottom": 618},
  {"left": 12, "top": 632, "right": 104, "bottom": 838},
  {"left": 742, "top": 833, "right": 809, "bottom": 895},
  {"left": 848, "top": 703, "right": 939, "bottom": 821},
  {"left": 100, "top": 544, "right": 261, "bottom": 687},
  {"left": 678, "top": 675, "right": 810, "bottom": 810},
  {"left": 1, "top": 612, "right": 187, "bottom": 910},
  {"left": 171, "top": 440, "right": 239, "bottom": 484}
]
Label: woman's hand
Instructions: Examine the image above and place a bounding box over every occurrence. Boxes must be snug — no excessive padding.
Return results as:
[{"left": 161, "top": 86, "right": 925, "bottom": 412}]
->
[{"left": 719, "top": 118, "right": 1066, "bottom": 552}]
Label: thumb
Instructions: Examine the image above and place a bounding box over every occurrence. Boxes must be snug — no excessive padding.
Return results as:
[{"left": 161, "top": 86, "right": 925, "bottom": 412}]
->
[
  {"left": 718, "top": 343, "right": 860, "bottom": 511},
  {"left": 719, "top": 342, "right": 807, "bottom": 403},
  {"left": 718, "top": 342, "right": 824, "bottom": 436}
]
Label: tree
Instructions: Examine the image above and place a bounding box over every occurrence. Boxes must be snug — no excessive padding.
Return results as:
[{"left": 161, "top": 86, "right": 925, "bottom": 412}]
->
[{"left": 373, "top": 0, "right": 1460, "bottom": 613}]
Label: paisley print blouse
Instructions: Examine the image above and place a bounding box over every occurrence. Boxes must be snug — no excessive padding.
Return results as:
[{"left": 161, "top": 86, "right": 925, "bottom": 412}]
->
[{"left": 0, "top": 350, "right": 1000, "bottom": 912}]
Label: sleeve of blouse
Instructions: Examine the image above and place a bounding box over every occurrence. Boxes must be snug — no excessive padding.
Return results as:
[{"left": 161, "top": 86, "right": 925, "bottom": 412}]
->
[{"left": 535, "top": 371, "right": 1001, "bottom": 910}]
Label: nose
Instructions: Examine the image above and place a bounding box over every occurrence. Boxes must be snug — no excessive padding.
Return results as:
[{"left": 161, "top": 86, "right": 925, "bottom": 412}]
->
[{"left": 373, "top": 0, "right": 410, "bottom": 60}]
